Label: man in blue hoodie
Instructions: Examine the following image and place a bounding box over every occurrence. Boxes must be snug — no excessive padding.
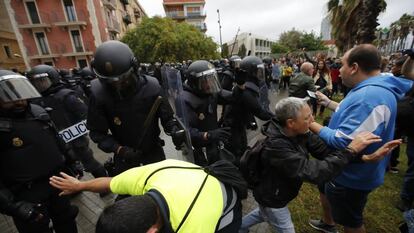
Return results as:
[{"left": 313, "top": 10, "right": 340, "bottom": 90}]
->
[{"left": 308, "top": 44, "right": 414, "bottom": 233}]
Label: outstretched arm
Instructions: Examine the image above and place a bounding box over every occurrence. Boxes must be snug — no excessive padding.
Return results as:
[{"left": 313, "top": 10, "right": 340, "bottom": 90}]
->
[{"left": 50, "top": 172, "right": 112, "bottom": 196}]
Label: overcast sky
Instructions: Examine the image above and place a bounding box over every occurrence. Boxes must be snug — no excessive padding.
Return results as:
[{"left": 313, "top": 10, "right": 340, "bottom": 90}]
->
[{"left": 138, "top": 0, "right": 413, "bottom": 44}]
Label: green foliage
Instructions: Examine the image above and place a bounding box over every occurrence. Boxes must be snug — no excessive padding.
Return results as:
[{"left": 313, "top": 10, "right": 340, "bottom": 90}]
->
[
  {"left": 300, "top": 32, "right": 327, "bottom": 51},
  {"left": 271, "top": 42, "right": 289, "bottom": 53},
  {"left": 221, "top": 43, "right": 229, "bottom": 58},
  {"left": 274, "top": 28, "right": 327, "bottom": 52},
  {"left": 121, "top": 17, "right": 219, "bottom": 63},
  {"left": 278, "top": 28, "right": 302, "bottom": 51},
  {"left": 238, "top": 44, "right": 247, "bottom": 58}
]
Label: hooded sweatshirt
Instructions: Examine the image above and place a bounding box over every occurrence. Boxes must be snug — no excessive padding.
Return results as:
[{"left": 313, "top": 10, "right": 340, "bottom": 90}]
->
[{"left": 319, "top": 74, "right": 413, "bottom": 190}]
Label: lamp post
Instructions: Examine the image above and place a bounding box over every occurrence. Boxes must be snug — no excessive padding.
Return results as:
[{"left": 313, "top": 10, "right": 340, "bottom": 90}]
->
[{"left": 217, "top": 9, "right": 223, "bottom": 57}]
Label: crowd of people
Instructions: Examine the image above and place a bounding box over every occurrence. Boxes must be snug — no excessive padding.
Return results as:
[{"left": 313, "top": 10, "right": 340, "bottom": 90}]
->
[{"left": 0, "top": 40, "right": 414, "bottom": 233}]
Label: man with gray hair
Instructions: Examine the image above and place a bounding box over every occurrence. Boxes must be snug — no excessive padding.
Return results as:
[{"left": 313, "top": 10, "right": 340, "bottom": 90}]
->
[
  {"left": 288, "top": 62, "right": 317, "bottom": 98},
  {"left": 239, "top": 97, "right": 400, "bottom": 233}
]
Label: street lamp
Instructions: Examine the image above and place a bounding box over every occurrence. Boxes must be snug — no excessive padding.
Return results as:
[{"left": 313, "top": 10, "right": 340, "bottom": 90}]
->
[{"left": 217, "top": 9, "right": 223, "bottom": 58}]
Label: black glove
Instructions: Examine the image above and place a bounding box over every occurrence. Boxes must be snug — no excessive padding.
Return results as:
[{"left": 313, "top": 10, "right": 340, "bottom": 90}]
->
[
  {"left": 12, "top": 201, "right": 45, "bottom": 222},
  {"left": 207, "top": 127, "right": 231, "bottom": 142},
  {"left": 65, "top": 160, "right": 84, "bottom": 179},
  {"left": 246, "top": 121, "right": 258, "bottom": 130},
  {"left": 172, "top": 129, "right": 186, "bottom": 149},
  {"left": 116, "top": 146, "right": 142, "bottom": 163},
  {"left": 234, "top": 71, "right": 246, "bottom": 85}
]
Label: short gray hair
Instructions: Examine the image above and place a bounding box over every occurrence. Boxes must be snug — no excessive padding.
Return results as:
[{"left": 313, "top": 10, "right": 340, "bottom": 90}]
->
[{"left": 275, "top": 97, "right": 308, "bottom": 126}]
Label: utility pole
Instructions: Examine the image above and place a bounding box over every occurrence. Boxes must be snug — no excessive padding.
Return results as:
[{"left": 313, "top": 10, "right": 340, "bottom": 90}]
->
[{"left": 217, "top": 9, "right": 223, "bottom": 58}]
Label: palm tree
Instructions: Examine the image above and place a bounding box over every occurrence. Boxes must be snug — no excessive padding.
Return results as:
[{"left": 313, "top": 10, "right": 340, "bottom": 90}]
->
[
  {"left": 328, "top": 0, "right": 386, "bottom": 53},
  {"left": 328, "top": 0, "right": 362, "bottom": 53},
  {"left": 356, "top": 0, "right": 387, "bottom": 44}
]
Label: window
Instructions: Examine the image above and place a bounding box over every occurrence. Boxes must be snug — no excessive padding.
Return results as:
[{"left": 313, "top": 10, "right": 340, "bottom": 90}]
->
[
  {"left": 77, "top": 59, "right": 87, "bottom": 68},
  {"left": 70, "top": 30, "right": 83, "bottom": 52},
  {"left": 26, "top": 1, "right": 40, "bottom": 24},
  {"left": 44, "top": 61, "right": 53, "bottom": 66},
  {"left": 63, "top": 0, "right": 76, "bottom": 21},
  {"left": 3, "top": 46, "right": 12, "bottom": 58},
  {"left": 35, "top": 32, "right": 49, "bottom": 55}
]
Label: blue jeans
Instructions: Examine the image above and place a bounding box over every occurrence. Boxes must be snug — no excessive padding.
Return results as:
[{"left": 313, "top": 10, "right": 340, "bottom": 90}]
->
[
  {"left": 239, "top": 205, "right": 295, "bottom": 233},
  {"left": 404, "top": 209, "right": 414, "bottom": 233},
  {"left": 401, "top": 137, "right": 414, "bottom": 202}
]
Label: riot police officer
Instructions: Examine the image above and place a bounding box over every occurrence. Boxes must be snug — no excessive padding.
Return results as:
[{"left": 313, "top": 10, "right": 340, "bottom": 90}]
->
[
  {"left": 219, "top": 55, "right": 241, "bottom": 91},
  {"left": 223, "top": 56, "right": 274, "bottom": 164},
  {"left": 179, "top": 60, "right": 232, "bottom": 166},
  {"left": 87, "top": 40, "right": 179, "bottom": 176},
  {"left": 27, "top": 65, "right": 107, "bottom": 179},
  {"left": 0, "top": 70, "right": 78, "bottom": 233},
  {"left": 78, "top": 67, "right": 96, "bottom": 98}
]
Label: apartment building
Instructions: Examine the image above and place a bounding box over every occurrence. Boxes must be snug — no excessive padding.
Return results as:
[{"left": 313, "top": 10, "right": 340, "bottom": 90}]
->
[
  {"left": 2, "top": 0, "right": 146, "bottom": 70},
  {"left": 163, "top": 0, "right": 207, "bottom": 32},
  {"left": 0, "top": 1, "right": 26, "bottom": 71}
]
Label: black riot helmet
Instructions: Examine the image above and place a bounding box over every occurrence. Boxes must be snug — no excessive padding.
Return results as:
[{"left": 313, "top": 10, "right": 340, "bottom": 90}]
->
[
  {"left": 262, "top": 56, "right": 273, "bottom": 65},
  {"left": 240, "top": 56, "right": 265, "bottom": 81},
  {"left": 79, "top": 67, "right": 96, "bottom": 81},
  {"left": 0, "top": 69, "right": 41, "bottom": 103},
  {"left": 27, "top": 64, "right": 61, "bottom": 93},
  {"left": 229, "top": 55, "right": 242, "bottom": 69},
  {"left": 186, "top": 60, "right": 221, "bottom": 95},
  {"left": 91, "top": 40, "right": 139, "bottom": 99}
]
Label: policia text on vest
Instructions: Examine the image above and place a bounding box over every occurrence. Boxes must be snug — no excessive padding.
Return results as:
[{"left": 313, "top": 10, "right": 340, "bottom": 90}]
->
[{"left": 58, "top": 120, "right": 89, "bottom": 143}]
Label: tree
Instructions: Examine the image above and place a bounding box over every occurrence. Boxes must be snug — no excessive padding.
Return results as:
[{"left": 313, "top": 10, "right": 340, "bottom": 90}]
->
[
  {"left": 273, "top": 29, "right": 326, "bottom": 53},
  {"left": 300, "top": 32, "right": 327, "bottom": 51},
  {"left": 278, "top": 28, "right": 302, "bottom": 51},
  {"left": 356, "top": 0, "right": 386, "bottom": 44},
  {"left": 238, "top": 44, "right": 247, "bottom": 58},
  {"left": 121, "top": 17, "right": 219, "bottom": 62},
  {"left": 221, "top": 43, "right": 229, "bottom": 58},
  {"left": 271, "top": 43, "right": 289, "bottom": 53},
  {"left": 327, "top": 0, "right": 386, "bottom": 53}
]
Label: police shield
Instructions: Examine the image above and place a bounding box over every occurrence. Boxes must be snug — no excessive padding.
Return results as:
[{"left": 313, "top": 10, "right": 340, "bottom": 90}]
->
[{"left": 161, "top": 66, "right": 194, "bottom": 163}]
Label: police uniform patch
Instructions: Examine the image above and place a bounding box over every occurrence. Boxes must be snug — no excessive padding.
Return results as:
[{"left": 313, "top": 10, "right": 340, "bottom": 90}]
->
[
  {"left": 114, "top": 117, "right": 122, "bottom": 126},
  {"left": 198, "top": 113, "right": 205, "bottom": 120},
  {"left": 12, "top": 137, "right": 23, "bottom": 147}
]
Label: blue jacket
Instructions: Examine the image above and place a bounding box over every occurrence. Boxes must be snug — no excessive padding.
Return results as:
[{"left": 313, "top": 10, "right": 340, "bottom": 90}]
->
[{"left": 319, "top": 74, "right": 413, "bottom": 190}]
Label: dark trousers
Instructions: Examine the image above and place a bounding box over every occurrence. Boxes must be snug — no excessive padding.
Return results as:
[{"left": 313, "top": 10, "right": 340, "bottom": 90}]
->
[
  {"left": 12, "top": 181, "right": 78, "bottom": 233},
  {"left": 280, "top": 76, "right": 290, "bottom": 89},
  {"left": 70, "top": 136, "right": 105, "bottom": 176},
  {"left": 401, "top": 137, "right": 414, "bottom": 202},
  {"left": 390, "top": 128, "right": 402, "bottom": 167},
  {"left": 225, "top": 125, "right": 248, "bottom": 167}
]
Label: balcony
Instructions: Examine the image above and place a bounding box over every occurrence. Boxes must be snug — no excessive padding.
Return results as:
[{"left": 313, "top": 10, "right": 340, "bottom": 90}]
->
[
  {"left": 165, "top": 11, "right": 185, "bottom": 19},
  {"left": 59, "top": 41, "right": 94, "bottom": 57},
  {"left": 25, "top": 45, "right": 59, "bottom": 60},
  {"left": 107, "top": 18, "right": 121, "bottom": 34},
  {"left": 103, "top": 0, "right": 116, "bottom": 10},
  {"left": 16, "top": 11, "right": 52, "bottom": 32},
  {"left": 51, "top": 10, "right": 88, "bottom": 30},
  {"left": 186, "top": 11, "right": 206, "bottom": 18},
  {"left": 194, "top": 23, "right": 207, "bottom": 32}
]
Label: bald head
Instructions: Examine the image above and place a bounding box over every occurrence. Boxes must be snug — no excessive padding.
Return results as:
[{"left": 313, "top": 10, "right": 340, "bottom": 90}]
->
[
  {"left": 300, "top": 62, "right": 314, "bottom": 76},
  {"left": 346, "top": 44, "right": 381, "bottom": 74}
]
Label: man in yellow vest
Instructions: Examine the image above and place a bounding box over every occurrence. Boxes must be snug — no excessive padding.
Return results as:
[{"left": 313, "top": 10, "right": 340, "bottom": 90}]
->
[{"left": 50, "top": 159, "right": 243, "bottom": 233}]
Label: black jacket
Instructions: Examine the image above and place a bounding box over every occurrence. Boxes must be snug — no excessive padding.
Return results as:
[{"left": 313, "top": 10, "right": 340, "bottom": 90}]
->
[{"left": 253, "top": 119, "right": 354, "bottom": 208}]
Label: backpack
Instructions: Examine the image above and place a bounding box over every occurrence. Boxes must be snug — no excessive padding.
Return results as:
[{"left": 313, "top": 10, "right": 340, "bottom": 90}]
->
[{"left": 239, "top": 136, "right": 267, "bottom": 189}]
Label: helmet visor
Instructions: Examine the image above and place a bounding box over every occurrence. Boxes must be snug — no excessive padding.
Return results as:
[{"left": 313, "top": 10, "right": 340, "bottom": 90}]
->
[
  {"left": 30, "top": 73, "right": 52, "bottom": 93},
  {"left": 256, "top": 64, "right": 265, "bottom": 81},
  {"left": 94, "top": 65, "right": 134, "bottom": 83},
  {"left": 0, "top": 75, "right": 41, "bottom": 103},
  {"left": 195, "top": 68, "right": 221, "bottom": 94},
  {"left": 232, "top": 58, "right": 242, "bottom": 69}
]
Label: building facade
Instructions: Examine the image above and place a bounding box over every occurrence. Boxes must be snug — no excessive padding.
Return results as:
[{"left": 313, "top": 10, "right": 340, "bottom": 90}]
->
[
  {"left": 226, "top": 32, "right": 275, "bottom": 58},
  {"left": 163, "top": 0, "right": 207, "bottom": 32},
  {"left": 3, "top": 0, "right": 146, "bottom": 70},
  {"left": 0, "top": 1, "right": 26, "bottom": 71}
]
